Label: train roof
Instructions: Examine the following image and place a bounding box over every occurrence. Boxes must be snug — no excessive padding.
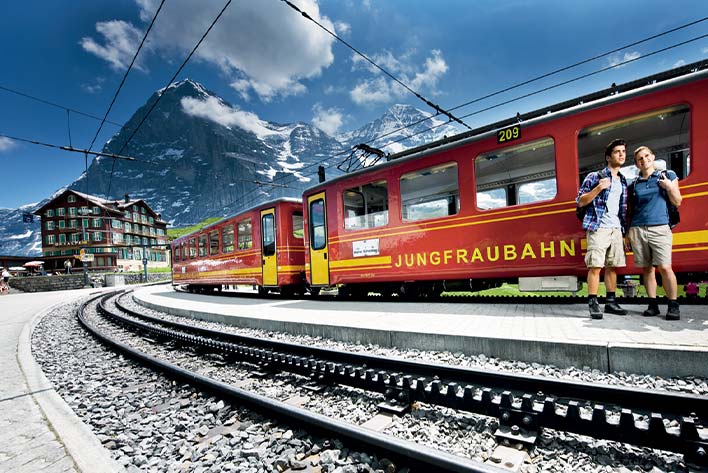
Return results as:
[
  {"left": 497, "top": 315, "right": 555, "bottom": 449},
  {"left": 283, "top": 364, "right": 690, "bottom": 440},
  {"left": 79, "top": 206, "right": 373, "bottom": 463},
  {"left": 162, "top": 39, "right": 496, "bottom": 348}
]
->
[
  {"left": 304, "top": 59, "right": 708, "bottom": 194},
  {"left": 173, "top": 196, "right": 301, "bottom": 243}
]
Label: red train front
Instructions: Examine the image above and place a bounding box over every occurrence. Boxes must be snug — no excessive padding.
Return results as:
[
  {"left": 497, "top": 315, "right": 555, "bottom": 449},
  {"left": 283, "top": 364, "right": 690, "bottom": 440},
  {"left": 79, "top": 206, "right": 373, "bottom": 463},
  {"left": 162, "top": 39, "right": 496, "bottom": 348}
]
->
[
  {"left": 172, "top": 198, "right": 305, "bottom": 295},
  {"left": 302, "top": 63, "right": 708, "bottom": 297}
]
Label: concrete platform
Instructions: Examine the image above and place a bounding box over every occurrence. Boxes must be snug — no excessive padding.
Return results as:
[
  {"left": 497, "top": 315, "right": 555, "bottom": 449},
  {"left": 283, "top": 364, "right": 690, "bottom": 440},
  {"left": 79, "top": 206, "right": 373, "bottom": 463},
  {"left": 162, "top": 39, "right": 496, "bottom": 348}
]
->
[
  {"left": 0, "top": 288, "right": 124, "bottom": 473},
  {"left": 134, "top": 285, "right": 708, "bottom": 379}
]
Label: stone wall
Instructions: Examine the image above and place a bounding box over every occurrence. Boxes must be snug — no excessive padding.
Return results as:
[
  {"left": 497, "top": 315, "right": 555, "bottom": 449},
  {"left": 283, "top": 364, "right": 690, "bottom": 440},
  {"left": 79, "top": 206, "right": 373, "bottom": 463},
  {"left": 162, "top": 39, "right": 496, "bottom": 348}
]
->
[
  {"left": 8, "top": 272, "right": 172, "bottom": 292},
  {"left": 122, "top": 273, "right": 172, "bottom": 285},
  {"left": 9, "top": 274, "right": 88, "bottom": 293}
]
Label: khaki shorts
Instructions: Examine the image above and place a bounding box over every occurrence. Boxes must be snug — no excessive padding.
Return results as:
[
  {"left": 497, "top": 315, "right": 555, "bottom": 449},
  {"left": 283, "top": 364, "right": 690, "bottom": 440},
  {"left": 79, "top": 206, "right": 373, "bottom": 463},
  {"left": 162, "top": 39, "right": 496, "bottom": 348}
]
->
[
  {"left": 628, "top": 225, "right": 673, "bottom": 267},
  {"left": 585, "top": 227, "right": 626, "bottom": 268}
]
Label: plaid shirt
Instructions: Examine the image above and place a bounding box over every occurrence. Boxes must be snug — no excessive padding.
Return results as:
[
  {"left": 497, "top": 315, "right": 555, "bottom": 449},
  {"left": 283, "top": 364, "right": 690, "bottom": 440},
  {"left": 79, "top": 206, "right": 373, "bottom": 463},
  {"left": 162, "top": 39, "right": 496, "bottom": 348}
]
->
[{"left": 576, "top": 167, "right": 628, "bottom": 234}]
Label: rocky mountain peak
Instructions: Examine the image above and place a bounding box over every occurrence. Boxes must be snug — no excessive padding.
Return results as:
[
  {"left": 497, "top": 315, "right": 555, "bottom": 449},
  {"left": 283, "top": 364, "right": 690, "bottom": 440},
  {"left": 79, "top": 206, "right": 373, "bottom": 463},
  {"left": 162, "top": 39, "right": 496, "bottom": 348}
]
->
[{"left": 4, "top": 84, "right": 464, "bottom": 255}]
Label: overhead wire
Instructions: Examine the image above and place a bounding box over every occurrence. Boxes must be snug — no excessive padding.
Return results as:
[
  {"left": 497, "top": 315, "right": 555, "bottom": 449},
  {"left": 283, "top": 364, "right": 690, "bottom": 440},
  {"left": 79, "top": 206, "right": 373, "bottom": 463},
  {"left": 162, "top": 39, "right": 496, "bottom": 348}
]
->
[
  {"left": 101, "top": 0, "right": 168, "bottom": 199},
  {"left": 278, "top": 0, "right": 471, "bottom": 130},
  {"left": 89, "top": 0, "right": 167, "bottom": 153},
  {"left": 0, "top": 84, "right": 127, "bottom": 129},
  {"left": 102, "top": 0, "right": 231, "bottom": 207},
  {"left": 212, "top": 28, "right": 708, "bottom": 213},
  {"left": 0, "top": 133, "right": 135, "bottom": 160},
  {"left": 114, "top": 0, "right": 232, "bottom": 157},
  {"left": 379, "top": 32, "right": 708, "bottom": 151}
]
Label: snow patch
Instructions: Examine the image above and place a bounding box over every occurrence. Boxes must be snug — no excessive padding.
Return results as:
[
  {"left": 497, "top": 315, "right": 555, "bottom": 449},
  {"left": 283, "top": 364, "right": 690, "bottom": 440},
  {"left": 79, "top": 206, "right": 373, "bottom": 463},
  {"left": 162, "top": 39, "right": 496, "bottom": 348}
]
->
[{"left": 8, "top": 230, "right": 32, "bottom": 239}]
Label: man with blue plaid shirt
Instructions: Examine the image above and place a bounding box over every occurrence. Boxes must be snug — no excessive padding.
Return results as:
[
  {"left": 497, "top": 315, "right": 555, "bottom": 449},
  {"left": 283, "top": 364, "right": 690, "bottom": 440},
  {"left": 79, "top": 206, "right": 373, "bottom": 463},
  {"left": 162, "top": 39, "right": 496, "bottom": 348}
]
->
[{"left": 577, "top": 139, "right": 629, "bottom": 319}]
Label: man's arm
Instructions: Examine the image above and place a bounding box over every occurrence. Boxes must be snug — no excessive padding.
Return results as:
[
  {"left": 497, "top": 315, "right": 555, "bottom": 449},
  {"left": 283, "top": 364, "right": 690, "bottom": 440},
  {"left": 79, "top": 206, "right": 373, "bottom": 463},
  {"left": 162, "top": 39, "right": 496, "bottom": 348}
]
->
[
  {"left": 577, "top": 175, "right": 611, "bottom": 207},
  {"left": 660, "top": 173, "right": 682, "bottom": 206}
]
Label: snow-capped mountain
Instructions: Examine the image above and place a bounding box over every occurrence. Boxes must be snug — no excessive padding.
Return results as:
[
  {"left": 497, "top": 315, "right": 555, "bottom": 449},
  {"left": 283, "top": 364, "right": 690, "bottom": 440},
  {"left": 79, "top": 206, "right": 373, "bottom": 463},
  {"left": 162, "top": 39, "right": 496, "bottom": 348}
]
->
[
  {"left": 2, "top": 80, "right": 461, "bottom": 256},
  {"left": 341, "top": 103, "right": 459, "bottom": 155},
  {"left": 0, "top": 204, "right": 43, "bottom": 256}
]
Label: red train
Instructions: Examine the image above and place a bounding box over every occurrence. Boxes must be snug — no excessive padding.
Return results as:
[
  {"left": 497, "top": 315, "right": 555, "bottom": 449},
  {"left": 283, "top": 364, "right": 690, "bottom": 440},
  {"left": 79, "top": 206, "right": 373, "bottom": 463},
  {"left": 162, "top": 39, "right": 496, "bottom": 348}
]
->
[
  {"left": 172, "top": 198, "right": 306, "bottom": 295},
  {"left": 173, "top": 61, "right": 708, "bottom": 297}
]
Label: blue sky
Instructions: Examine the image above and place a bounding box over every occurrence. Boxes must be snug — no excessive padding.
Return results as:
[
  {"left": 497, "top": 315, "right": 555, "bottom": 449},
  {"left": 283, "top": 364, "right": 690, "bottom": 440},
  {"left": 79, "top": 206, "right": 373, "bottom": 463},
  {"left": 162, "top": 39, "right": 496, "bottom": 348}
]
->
[{"left": 1, "top": 0, "right": 706, "bottom": 209}]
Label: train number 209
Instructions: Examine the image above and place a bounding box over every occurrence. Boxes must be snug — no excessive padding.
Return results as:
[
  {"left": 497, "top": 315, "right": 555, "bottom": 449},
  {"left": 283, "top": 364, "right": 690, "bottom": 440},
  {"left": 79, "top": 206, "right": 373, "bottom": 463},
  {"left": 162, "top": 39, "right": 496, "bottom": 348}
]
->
[{"left": 497, "top": 125, "right": 521, "bottom": 144}]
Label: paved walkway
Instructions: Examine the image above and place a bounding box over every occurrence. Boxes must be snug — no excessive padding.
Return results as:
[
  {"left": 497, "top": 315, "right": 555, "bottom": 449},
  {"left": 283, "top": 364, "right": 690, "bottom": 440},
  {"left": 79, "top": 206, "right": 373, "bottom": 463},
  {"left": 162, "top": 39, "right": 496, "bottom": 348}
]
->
[
  {"left": 0, "top": 289, "right": 123, "bottom": 473},
  {"left": 135, "top": 285, "right": 708, "bottom": 378}
]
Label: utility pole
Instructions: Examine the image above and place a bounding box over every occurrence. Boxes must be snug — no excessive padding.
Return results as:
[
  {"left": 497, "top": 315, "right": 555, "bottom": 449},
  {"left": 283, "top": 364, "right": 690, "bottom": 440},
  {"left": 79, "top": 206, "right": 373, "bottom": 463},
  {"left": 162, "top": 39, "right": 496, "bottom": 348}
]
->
[{"left": 83, "top": 152, "right": 90, "bottom": 287}]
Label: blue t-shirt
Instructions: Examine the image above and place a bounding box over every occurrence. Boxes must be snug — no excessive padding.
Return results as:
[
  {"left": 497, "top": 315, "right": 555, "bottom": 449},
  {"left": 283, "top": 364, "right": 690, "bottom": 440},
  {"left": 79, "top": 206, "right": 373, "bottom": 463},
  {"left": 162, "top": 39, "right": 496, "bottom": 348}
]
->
[{"left": 629, "top": 170, "right": 677, "bottom": 227}]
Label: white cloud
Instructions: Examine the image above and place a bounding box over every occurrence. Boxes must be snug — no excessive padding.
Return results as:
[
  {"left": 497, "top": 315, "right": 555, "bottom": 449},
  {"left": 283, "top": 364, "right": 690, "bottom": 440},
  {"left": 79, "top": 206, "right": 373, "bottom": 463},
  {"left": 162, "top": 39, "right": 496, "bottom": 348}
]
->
[
  {"left": 0, "top": 137, "right": 16, "bottom": 152},
  {"left": 350, "top": 50, "right": 448, "bottom": 105},
  {"left": 334, "top": 21, "right": 351, "bottom": 36},
  {"left": 180, "top": 96, "right": 277, "bottom": 139},
  {"left": 351, "top": 76, "right": 394, "bottom": 104},
  {"left": 229, "top": 78, "right": 252, "bottom": 101},
  {"left": 80, "top": 20, "right": 147, "bottom": 71},
  {"left": 83, "top": 0, "right": 337, "bottom": 101},
  {"left": 312, "top": 104, "right": 344, "bottom": 135},
  {"left": 608, "top": 51, "right": 641, "bottom": 68},
  {"left": 81, "top": 77, "right": 106, "bottom": 94},
  {"left": 673, "top": 59, "right": 686, "bottom": 68}
]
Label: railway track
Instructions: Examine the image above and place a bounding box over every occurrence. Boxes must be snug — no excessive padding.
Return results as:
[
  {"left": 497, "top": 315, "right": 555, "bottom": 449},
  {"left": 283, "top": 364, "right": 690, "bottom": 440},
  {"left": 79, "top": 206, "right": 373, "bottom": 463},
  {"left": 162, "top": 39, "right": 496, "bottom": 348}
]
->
[
  {"left": 79, "top": 290, "right": 503, "bottom": 472},
  {"left": 78, "top": 289, "right": 708, "bottom": 470}
]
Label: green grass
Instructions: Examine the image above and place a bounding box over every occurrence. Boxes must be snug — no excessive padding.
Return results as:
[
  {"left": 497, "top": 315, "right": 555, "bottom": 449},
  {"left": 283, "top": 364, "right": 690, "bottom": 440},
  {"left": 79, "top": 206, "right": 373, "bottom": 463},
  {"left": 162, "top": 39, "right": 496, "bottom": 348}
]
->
[
  {"left": 168, "top": 217, "right": 222, "bottom": 240},
  {"left": 447, "top": 282, "right": 707, "bottom": 298}
]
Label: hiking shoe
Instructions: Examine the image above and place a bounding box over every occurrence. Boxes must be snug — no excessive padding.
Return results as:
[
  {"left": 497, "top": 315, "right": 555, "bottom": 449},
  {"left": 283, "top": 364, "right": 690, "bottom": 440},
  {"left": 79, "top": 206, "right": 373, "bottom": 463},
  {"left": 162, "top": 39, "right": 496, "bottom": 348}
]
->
[
  {"left": 589, "top": 300, "right": 603, "bottom": 319},
  {"left": 604, "top": 302, "right": 628, "bottom": 315},
  {"left": 666, "top": 305, "right": 681, "bottom": 321},
  {"left": 642, "top": 306, "right": 661, "bottom": 317}
]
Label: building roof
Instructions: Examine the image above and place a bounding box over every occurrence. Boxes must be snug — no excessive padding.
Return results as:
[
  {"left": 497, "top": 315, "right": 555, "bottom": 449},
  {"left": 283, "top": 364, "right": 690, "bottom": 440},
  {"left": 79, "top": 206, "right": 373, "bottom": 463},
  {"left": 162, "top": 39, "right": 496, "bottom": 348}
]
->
[{"left": 33, "top": 189, "right": 168, "bottom": 225}]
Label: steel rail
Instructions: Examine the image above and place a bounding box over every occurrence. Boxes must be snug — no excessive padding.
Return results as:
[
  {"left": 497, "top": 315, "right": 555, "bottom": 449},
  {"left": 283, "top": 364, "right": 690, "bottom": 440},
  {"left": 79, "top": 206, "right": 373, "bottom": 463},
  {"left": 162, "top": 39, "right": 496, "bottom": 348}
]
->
[
  {"left": 105, "top": 291, "right": 708, "bottom": 464},
  {"left": 78, "top": 292, "right": 502, "bottom": 473},
  {"left": 120, "top": 293, "right": 707, "bottom": 418}
]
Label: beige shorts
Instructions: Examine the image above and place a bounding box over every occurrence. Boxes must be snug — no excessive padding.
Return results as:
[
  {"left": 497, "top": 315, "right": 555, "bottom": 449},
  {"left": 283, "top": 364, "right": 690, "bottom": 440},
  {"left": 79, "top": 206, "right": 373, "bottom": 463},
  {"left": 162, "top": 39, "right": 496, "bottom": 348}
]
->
[
  {"left": 585, "top": 227, "right": 626, "bottom": 268},
  {"left": 628, "top": 225, "right": 673, "bottom": 267}
]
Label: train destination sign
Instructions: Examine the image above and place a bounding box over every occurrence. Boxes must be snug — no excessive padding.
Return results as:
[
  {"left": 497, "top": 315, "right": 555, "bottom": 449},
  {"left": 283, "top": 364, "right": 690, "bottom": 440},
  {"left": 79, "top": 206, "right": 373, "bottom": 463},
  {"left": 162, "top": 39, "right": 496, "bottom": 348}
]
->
[
  {"left": 497, "top": 124, "right": 521, "bottom": 144},
  {"left": 353, "top": 238, "right": 380, "bottom": 257}
]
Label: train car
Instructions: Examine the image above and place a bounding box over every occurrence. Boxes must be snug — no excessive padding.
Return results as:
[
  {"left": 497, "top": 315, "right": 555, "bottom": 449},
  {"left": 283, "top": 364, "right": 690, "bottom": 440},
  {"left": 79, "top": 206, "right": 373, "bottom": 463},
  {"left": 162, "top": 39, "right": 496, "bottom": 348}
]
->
[
  {"left": 302, "top": 61, "right": 708, "bottom": 297},
  {"left": 172, "top": 198, "right": 305, "bottom": 295}
]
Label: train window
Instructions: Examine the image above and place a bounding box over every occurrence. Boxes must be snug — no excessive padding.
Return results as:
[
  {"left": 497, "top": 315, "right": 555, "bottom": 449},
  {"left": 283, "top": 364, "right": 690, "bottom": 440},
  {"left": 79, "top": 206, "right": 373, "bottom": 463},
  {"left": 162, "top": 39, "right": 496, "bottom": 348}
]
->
[
  {"left": 292, "top": 212, "right": 304, "bottom": 238},
  {"left": 262, "top": 214, "right": 276, "bottom": 257},
  {"left": 222, "top": 225, "right": 235, "bottom": 253},
  {"left": 181, "top": 242, "right": 186, "bottom": 262},
  {"left": 209, "top": 230, "right": 219, "bottom": 255},
  {"left": 309, "top": 199, "right": 326, "bottom": 250},
  {"left": 198, "top": 234, "right": 207, "bottom": 257},
  {"left": 237, "top": 218, "right": 252, "bottom": 250},
  {"left": 475, "top": 137, "right": 557, "bottom": 209},
  {"left": 578, "top": 105, "right": 691, "bottom": 181},
  {"left": 401, "top": 162, "right": 459, "bottom": 221},
  {"left": 343, "top": 180, "right": 388, "bottom": 230},
  {"left": 174, "top": 244, "right": 180, "bottom": 262},
  {"left": 189, "top": 238, "right": 196, "bottom": 258}
]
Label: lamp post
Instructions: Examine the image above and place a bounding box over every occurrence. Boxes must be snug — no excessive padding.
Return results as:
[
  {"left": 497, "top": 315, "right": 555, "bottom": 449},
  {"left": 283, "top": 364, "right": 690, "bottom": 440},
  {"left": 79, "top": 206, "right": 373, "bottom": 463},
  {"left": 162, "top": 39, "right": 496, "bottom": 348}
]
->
[{"left": 80, "top": 206, "right": 90, "bottom": 287}]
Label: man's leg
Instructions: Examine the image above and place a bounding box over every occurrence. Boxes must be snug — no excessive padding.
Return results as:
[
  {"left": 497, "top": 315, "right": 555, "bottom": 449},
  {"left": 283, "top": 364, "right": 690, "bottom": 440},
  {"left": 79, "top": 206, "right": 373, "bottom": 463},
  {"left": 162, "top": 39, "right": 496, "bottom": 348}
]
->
[
  {"left": 587, "top": 267, "right": 603, "bottom": 319},
  {"left": 657, "top": 265, "right": 680, "bottom": 320},
  {"left": 603, "top": 268, "right": 627, "bottom": 315},
  {"left": 641, "top": 266, "right": 660, "bottom": 317}
]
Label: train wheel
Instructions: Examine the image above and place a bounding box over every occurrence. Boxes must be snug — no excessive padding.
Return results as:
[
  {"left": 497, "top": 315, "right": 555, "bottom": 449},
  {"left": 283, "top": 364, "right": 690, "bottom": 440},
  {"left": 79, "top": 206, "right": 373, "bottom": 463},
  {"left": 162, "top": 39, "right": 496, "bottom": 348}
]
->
[
  {"left": 257, "top": 286, "right": 268, "bottom": 296},
  {"left": 309, "top": 287, "right": 321, "bottom": 297},
  {"left": 399, "top": 283, "right": 418, "bottom": 301},
  {"left": 280, "top": 286, "right": 295, "bottom": 298}
]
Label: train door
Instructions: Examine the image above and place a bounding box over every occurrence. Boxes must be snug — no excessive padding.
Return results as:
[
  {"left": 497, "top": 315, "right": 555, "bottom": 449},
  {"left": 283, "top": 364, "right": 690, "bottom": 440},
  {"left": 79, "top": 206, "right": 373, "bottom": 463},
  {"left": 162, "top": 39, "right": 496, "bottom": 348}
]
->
[
  {"left": 307, "top": 192, "right": 329, "bottom": 286},
  {"left": 260, "top": 208, "right": 277, "bottom": 286}
]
